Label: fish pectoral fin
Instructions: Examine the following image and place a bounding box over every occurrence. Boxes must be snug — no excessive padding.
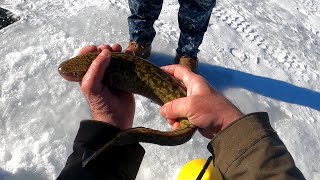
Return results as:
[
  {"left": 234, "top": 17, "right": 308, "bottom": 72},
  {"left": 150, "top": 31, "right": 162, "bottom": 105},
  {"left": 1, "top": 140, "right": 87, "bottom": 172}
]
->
[{"left": 82, "top": 148, "right": 96, "bottom": 167}]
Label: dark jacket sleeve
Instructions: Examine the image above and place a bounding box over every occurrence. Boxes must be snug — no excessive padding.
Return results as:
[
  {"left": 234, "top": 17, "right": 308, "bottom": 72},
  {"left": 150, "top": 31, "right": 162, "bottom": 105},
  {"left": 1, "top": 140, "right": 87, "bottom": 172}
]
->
[
  {"left": 57, "top": 120, "right": 145, "bottom": 180},
  {"left": 208, "top": 112, "right": 305, "bottom": 179}
]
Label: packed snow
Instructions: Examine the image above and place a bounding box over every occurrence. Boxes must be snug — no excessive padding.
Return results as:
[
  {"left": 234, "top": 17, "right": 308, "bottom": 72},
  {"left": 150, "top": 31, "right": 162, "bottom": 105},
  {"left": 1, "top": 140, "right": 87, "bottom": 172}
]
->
[{"left": 0, "top": 0, "right": 319, "bottom": 179}]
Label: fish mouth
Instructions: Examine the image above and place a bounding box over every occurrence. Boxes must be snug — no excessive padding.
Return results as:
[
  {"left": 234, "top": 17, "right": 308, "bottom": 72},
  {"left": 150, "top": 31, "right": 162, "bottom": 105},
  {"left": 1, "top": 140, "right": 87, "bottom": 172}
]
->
[{"left": 58, "top": 65, "right": 78, "bottom": 82}]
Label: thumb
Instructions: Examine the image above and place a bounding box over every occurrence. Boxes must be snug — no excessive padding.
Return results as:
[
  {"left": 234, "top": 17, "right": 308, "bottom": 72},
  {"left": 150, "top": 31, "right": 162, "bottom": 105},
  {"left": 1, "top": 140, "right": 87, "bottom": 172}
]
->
[
  {"left": 81, "top": 49, "right": 111, "bottom": 93},
  {"left": 160, "top": 97, "right": 189, "bottom": 120}
]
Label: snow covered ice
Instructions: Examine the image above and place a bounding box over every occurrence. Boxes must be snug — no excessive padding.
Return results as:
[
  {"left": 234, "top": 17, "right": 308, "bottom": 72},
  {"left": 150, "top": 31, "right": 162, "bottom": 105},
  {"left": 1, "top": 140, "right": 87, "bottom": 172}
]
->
[{"left": 0, "top": 0, "right": 319, "bottom": 179}]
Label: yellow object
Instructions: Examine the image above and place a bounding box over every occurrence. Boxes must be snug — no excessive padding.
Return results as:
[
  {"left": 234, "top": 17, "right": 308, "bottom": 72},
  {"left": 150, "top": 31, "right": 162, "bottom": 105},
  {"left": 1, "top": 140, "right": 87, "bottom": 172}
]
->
[{"left": 177, "top": 159, "right": 222, "bottom": 180}]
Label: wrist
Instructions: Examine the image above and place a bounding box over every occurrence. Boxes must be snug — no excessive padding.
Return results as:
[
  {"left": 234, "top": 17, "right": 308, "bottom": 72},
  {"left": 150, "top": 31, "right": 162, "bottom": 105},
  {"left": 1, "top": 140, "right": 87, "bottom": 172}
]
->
[
  {"left": 220, "top": 108, "right": 244, "bottom": 131},
  {"left": 92, "top": 112, "right": 114, "bottom": 123},
  {"left": 213, "top": 95, "right": 244, "bottom": 133},
  {"left": 91, "top": 112, "right": 133, "bottom": 130}
]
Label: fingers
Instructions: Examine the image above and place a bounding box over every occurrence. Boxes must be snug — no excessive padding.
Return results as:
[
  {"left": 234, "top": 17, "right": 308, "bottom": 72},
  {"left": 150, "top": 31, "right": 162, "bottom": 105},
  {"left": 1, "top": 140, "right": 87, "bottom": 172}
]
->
[
  {"left": 81, "top": 49, "right": 111, "bottom": 93},
  {"left": 166, "top": 118, "right": 176, "bottom": 126},
  {"left": 161, "top": 65, "right": 208, "bottom": 95},
  {"left": 165, "top": 118, "right": 181, "bottom": 130},
  {"left": 172, "top": 122, "right": 180, "bottom": 130},
  {"left": 98, "top": 44, "right": 122, "bottom": 52},
  {"left": 78, "top": 43, "right": 122, "bottom": 56},
  {"left": 124, "top": 48, "right": 134, "bottom": 55},
  {"left": 110, "top": 44, "right": 122, "bottom": 52},
  {"left": 161, "top": 64, "right": 190, "bottom": 78},
  {"left": 161, "top": 65, "right": 196, "bottom": 86},
  {"left": 160, "top": 97, "right": 189, "bottom": 121},
  {"left": 98, "top": 44, "right": 112, "bottom": 51},
  {"left": 78, "top": 45, "right": 98, "bottom": 55}
]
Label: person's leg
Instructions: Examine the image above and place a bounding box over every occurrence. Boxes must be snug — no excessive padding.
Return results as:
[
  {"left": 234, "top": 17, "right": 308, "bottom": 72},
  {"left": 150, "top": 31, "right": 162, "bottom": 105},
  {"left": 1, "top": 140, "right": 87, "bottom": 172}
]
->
[
  {"left": 176, "top": 0, "right": 216, "bottom": 58},
  {"left": 128, "top": 0, "right": 163, "bottom": 45}
]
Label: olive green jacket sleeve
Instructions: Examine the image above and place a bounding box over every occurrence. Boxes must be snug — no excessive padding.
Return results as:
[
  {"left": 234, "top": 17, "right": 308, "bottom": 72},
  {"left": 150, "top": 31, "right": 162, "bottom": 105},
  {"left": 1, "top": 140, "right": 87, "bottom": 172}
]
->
[{"left": 207, "top": 112, "right": 305, "bottom": 179}]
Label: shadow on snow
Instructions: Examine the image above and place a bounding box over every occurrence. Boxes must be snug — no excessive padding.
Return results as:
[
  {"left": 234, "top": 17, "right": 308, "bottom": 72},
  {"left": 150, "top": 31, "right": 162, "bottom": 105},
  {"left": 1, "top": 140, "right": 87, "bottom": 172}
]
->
[{"left": 149, "top": 52, "right": 320, "bottom": 111}]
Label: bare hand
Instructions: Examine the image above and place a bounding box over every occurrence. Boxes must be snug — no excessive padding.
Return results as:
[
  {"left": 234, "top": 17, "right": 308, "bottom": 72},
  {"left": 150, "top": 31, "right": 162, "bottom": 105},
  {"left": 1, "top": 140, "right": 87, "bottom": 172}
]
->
[
  {"left": 160, "top": 65, "right": 244, "bottom": 139},
  {"left": 79, "top": 44, "right": 135, "bottom": 130}
]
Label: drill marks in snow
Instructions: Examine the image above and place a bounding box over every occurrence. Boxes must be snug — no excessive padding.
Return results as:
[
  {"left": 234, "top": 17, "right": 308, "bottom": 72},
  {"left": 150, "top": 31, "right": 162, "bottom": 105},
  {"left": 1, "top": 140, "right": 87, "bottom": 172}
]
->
[
  {"left": 296, "top": 0, "right": 320, "bottom": 38},
  {"left": 298, "top": 0, "right": 320, "bottom": 15},
  {"left": 229, "top": 48, "right": 251, "bottom": 63},
  {"left": 211, "top": 4, "right": 319, "bottom": 83},
  {"left": 212, "top": 6, "right": 265, "bottom": 45},
  {"left": 108, "top": 0, "right": 128, "bottom": 10}
]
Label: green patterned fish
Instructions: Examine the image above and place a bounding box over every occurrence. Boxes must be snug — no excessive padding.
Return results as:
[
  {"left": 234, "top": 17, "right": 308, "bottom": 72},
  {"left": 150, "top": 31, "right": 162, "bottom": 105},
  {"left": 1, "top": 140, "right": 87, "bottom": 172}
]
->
[{"left": 58, "top": 52, "right": 197, "bottom": 167}]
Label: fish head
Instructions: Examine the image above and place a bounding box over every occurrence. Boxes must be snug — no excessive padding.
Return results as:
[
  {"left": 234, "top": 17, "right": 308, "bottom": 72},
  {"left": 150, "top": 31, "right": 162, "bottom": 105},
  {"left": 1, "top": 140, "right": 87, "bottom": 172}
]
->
[{"left": 58, "top": 59, "right": 88, "bottom": 82}]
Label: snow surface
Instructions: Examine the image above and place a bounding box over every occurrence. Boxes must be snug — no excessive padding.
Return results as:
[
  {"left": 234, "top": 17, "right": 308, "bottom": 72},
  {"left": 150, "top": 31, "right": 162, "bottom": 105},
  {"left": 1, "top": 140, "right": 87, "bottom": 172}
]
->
[{"left": 0, "top": 0, "right": 319, "bottom": 179}]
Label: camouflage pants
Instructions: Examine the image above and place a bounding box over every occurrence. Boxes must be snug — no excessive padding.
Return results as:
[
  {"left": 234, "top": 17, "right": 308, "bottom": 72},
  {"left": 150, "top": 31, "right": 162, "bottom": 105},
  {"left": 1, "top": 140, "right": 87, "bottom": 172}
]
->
[{"left": 128, "top": 0, "right": 216, "bottom": 58}]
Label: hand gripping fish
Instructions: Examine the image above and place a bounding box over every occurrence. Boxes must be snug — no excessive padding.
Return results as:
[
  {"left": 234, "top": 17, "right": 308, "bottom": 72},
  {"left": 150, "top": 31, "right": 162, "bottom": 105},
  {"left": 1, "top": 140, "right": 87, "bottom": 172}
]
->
[{"left": 58, "top": 52, "right": 197, "bottom": 167}]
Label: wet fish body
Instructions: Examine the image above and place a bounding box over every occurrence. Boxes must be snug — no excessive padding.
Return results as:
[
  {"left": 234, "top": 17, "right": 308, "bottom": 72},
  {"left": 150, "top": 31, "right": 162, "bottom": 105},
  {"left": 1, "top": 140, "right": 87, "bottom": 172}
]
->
[{"left": 58, "top": 52, "right": 197, "bottom": 166}]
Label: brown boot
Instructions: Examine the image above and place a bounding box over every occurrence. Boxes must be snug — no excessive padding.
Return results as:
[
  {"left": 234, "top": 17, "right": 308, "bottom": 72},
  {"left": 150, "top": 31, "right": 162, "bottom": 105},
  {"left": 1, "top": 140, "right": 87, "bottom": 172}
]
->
[
  {"left": 126, "top": 41, "right": 151, "bottom": 59},
  {"left": 174, "top": 54, "right": 199, "bottom": 73}
]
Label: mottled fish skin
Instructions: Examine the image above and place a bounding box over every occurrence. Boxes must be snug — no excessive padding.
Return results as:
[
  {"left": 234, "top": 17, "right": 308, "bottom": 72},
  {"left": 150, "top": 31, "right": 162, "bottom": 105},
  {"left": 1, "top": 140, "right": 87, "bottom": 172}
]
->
[{"left": 58, "top": 52, "right": 197, "bottom": 166}]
